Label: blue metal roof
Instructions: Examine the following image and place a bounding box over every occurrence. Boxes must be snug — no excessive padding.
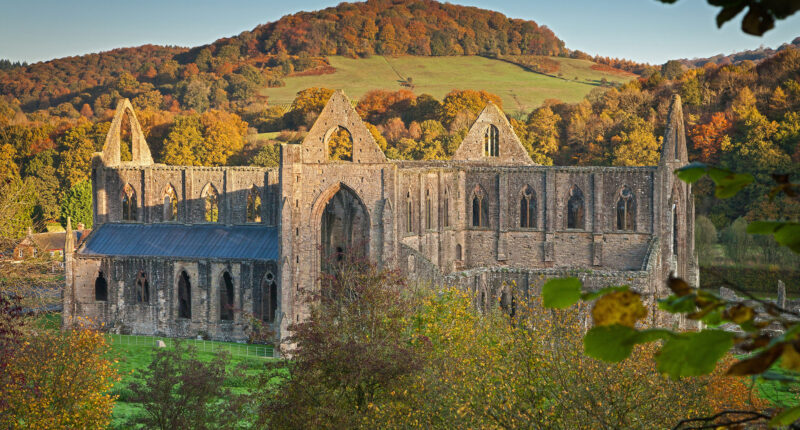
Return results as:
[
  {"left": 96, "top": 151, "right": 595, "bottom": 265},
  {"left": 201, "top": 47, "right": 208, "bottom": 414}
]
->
[{"left": 79, "top": 223, "right": 279, "bottom": 260}]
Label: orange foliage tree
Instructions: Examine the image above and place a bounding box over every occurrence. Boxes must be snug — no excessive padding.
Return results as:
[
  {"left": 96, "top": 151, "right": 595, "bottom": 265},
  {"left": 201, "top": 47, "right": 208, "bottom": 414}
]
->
[
  {"left": 689, "top": 112, "right": 731, "bottom": 163},
  {"left": 0, "top": 319, "right": 119, "bottom": 429}
]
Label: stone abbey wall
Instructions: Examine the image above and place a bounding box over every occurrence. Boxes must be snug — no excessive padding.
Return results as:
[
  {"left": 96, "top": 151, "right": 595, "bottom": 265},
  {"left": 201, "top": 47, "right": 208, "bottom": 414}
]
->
[{"left": 65, "top": 92, "right": 697, "bottom": 344}]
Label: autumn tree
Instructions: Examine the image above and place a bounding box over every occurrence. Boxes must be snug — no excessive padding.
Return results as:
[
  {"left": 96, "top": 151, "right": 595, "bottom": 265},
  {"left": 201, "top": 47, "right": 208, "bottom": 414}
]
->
[
  {"left": 525, "top": 105, "right": 562, "bottom": 165},
  {"left": 0, "top": 178, "right": 35, "bottom": 245},
  {"left": 260, "top": 257, "right": 420, "bottom": 429},
  {"left": 161, "top": 115, "right": 203, "bottom": 165},
  {"left": 286, "top": 87, "right": 334, "bottom": 128},
  {"left": 689, "top": 112, "right": 731, "bottom": 163},
  {"left": 610, "top": 116, "right": 662, "bottom": 166},
  {"left": 56, "top": 122, "right": 97, "bottom": 188},
  {"left": 0, "top": 321, "right": 119, "bottom": 429},
  {"left": 438, "top": 89, "right": 502, "bottom": 129}
]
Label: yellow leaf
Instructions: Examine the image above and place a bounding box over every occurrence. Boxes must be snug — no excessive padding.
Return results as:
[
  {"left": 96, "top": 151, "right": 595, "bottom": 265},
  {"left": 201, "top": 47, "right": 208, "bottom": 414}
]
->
[
  {"left": 591, "top": 290, "right": 648, "bottom": 327},
  {"left": 781, "top": 344, "right": 800, "bottom": 371}
]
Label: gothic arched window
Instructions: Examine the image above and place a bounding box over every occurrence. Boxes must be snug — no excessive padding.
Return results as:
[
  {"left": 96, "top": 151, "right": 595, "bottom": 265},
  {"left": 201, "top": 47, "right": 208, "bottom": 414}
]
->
[
  {"left": 163, "top": 185, "right": 178, "bottom": 222},
  {"left": 95, "top": 271, "right": 108, "bottom": 302},
  {"left": 135, "top": 271, "right": 149, "bottom": 303},
  {"left": 406, "top": 191, "right": 413, "bottom": 233},
  {"left": 567, "top": 186, "right": 585, "bottom": 229},
  {"left": 443, "top": 188, "right": 450, "bottom": 228},
  {"left": 616, "top": 186, "right": 636, "bottom": 231},
  {"left": 247, "top": 186, "right": 262, "bottom": 223},
  {"left": 425, "top": 189, "right": 432, "bottom": 230},
  {"left": 122, "top": 184, "right": 137, "bottom": 221},
  {"left": 178, "top": 270, "right": 191, "bottom": 319},
  {"left": 471, "top": 187, "right": 489, "bottom": 227},
  {"left": 203, "top": 184, "right": 219, "bottom": 223},
  {"left": 220, "top": 272, "right": 234, "bottom": 321},
  {"left": 258, "top": 272, "right": 278, "bottom": 323},
  {"left": 484, "top": 125, "right": 499, "bottom": 157},
  {"left": 520, "top": 186, "right": 537, "bottom": 228}
]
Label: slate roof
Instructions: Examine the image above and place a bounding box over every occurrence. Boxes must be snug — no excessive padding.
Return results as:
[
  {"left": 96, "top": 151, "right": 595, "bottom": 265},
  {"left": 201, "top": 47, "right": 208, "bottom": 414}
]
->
[
  {"left": 79, "top": 223, "right": 279, "bottom": 261},
  {"left": 27, "top": 231, "right": 88, "bottom": 251}
]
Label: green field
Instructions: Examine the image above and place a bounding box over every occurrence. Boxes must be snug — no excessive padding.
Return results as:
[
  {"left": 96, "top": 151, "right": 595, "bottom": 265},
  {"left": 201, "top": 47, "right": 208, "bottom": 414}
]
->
[
  {"left": 261, "top": 55, "right": 635, "bottom": 113},
  {"left": 108, "top": 334, "right": 277, "bottom": 428}
]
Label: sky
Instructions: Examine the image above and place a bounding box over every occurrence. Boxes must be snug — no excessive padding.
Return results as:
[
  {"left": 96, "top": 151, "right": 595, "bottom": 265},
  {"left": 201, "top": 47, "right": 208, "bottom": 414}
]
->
[{"left": 0, "top": 0, "right": 798, "bottom": 65}]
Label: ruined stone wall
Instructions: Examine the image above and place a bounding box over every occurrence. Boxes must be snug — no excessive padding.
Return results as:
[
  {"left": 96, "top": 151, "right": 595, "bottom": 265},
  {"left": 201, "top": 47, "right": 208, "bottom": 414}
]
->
[
  {"left": 93, "top": 164, "right": 279, "bottom": 227},
  {"left": 68, "top": 255, "right": 278, "bottom": 341},
  {"left": 395, "top": 165, "right": 658, "bottom": 273}
]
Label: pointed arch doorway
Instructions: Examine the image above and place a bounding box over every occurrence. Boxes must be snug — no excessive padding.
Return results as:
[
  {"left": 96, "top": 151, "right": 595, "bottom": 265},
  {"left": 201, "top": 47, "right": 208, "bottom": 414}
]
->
[{"left": 318, "top": 184, "right": 370, "bottom": 274}]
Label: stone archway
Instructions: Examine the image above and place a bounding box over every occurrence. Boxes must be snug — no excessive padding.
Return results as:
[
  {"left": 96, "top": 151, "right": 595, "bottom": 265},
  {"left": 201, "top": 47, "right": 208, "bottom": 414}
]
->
[{"left": 319, "top": 184, "right": 370, "bottom": 273}]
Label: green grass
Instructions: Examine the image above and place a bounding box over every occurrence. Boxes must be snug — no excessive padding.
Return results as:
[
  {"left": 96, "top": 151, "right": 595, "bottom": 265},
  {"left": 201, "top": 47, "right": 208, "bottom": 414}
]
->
[
  {"left": 106, "top": 335, "right": 277, "bottom": 428},
  {"left": 261, "top": 55, "right": 635, "bottom": 113}
]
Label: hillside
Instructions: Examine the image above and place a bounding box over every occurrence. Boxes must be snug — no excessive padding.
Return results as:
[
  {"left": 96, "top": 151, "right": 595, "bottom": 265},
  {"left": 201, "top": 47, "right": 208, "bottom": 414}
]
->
[
  {"left": 678, "top": 36, "right": 800, "bottom": 68},
  {"left": 262, "top": 55, "right": 635, "bottom": 112},
  {"left": 0, "top": 0, "right": 576, "bottom": 117}
]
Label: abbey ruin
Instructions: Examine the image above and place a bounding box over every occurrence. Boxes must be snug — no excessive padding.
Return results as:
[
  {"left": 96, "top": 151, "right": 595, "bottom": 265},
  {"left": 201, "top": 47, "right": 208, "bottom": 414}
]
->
[{"left": 63, "top": 92, "right": 696, "bottom": 343}]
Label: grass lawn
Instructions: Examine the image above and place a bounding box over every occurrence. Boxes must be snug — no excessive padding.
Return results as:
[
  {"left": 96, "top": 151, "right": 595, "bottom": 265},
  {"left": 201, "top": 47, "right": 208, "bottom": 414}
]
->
[
  {"left": 108, "top": 334, "right": 279, "bottom": 428},
  {"left": 261, "top": 55, "right": 635, "bottom": 113}
]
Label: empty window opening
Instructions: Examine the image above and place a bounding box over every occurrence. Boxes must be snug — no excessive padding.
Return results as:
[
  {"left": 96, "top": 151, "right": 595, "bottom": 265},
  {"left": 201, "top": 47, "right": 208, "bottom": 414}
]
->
[
  {"left": 220, "top": 272, "right": 234, "bottom": 321},
  {"left": 178, "top": 270, "right": 191, "bottom": 319},
  {"left": 471, "top": 187, "right": 488, "bottom": 228},
  {"left": 122, "top": 184, "right": 137, "bottom": 221},
  {"left": 443, "top": 189, "right": 450, "bottom": 228},
  {"left": 425, "top": 189, "right": 432, "bottom": 230},
  {"left": 616, "top": 186, "right": 636, "bottom": 231},
  {"left": 135, "top": 271, "right": 149, "bottom": 303},
  {"left": 672, "top": 203, "right": 678, "bottom": 257},
  {"left": 567, "top": 186, "right": 585, "bottom": 229},
  {"left": 203, "top": 184, "right": 219, "bottom": 223},
  {"left": 327, "top": 126, "right": 353, "bottom": 162},
  {"left": 120, "top": 110, "right": 133, "bottom": 162},
  {"left": 247, "top": 186, "right": 262, "bottom": 223},
  {"left": 95, "top": 271, "right": 108, "bottom": 302},
  {"left": 456, "top": 244, "right": 462, "bottom": 260},
  {"left": 163, "top": 185, "right": 178, "bottom": 222},
  {"left": 520, "top": 186, "right": 537, "bottom": 228},
  {"left": 406, "top": 192, "right": 413, "bottom": 233},
  {"left": 484, "top": 125, "right": 499, "bottom": 157},
  {"left": 258, "top": 272, "right": 278, "bottom": 323}
]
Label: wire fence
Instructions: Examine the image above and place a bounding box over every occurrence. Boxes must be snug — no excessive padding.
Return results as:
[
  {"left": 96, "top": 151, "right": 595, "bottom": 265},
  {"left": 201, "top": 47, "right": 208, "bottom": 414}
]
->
[{"left": 108, "top": 334, "right": 273, "bottom": 359}]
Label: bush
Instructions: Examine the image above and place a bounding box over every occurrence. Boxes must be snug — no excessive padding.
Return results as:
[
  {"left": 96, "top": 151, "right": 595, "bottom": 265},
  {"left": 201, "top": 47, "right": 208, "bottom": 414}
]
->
[{"left": 125, "top": 342, "right": 250, "bottom": 430}]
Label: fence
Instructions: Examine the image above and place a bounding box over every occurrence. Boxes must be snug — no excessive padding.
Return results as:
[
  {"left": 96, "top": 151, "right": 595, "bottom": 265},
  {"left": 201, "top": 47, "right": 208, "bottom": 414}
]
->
[{"left": 108, "top": 334, "right": 273, "bottom": 359}]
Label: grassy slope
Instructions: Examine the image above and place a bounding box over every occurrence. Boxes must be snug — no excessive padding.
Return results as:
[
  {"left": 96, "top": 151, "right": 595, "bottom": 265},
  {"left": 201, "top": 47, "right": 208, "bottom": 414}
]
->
[{"left": 261, "top": 55, "right": 635, "bottom": 113}]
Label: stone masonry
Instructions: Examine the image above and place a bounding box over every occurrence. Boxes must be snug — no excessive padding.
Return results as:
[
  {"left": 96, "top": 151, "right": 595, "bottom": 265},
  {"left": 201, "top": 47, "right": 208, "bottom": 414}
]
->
[{"left": 64, "top": 92, "right": 697, "bottom": 343}]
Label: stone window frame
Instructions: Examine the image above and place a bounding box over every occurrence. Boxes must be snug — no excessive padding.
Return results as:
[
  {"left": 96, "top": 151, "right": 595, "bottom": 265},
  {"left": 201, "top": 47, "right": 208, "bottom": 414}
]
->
[
  {"left": 565, "top": 185, "right": 586, "bottom": 231},
  {"left": 135, "top": 270, "right": 150, "bottom": 304},
  {"left": 424, "top": 187, "right": 436, "bottom": 231},
  {"left": 176, "top": 269, "right": 192, "bottom": 320},
  {"left": 518, "top": 185, "right": 538, "bottom": 230},
  {"left": 442, "top": 187, "right": 451, "bottom": 229},
  {"left": 615, "top": 185, "right": 636, "bottom": 232},
  {"left": 258, "top": 271, "right": 278, "bottom": 324},
  {"left": 162, "top": 184, "right": 179, "bottom": 222},
  {"left": 483, "top": 125, "right": 500, "bottom": 157},
  {"left": 121, "top": 183, "right": 138, "bottom": 222},
  {"left": 246, "top": 185, "right": 262, "bottom": 223},
  {"left": 95, "top": 270, "right": 108, "bottom": 302},
  {"left": 469, "top": 185, "right": 490, "bottom": 229},
  {"left": 219, "top": 271, "right": 235, "bottom": 321},
  {"left": 201, "top": 183, "right": 220, "bottom": 223},
  {"left": 405, "top": 191, "right": 414, "bottom": 234}
]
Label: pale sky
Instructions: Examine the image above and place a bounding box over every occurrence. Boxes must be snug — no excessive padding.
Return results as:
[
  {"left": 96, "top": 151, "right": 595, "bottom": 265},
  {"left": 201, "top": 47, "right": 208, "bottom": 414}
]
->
[{"left": 0, "top": 0, "right": 798, "bottom": 65}]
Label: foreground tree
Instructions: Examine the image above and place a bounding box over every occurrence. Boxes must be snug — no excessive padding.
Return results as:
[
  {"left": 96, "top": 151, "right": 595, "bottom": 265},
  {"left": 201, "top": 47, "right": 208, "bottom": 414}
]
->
[
  {"left": 542, "top": 163, "right": 799, "bottom": 427},
  {"left": 126, "top": 343, "right": 248, "bottom": 430},
  {"left": 0, "top": 320, "right": 119, "bottom": 429},
  {"left": 260, "top": 256, "right": 420, "bottom": 429}
]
